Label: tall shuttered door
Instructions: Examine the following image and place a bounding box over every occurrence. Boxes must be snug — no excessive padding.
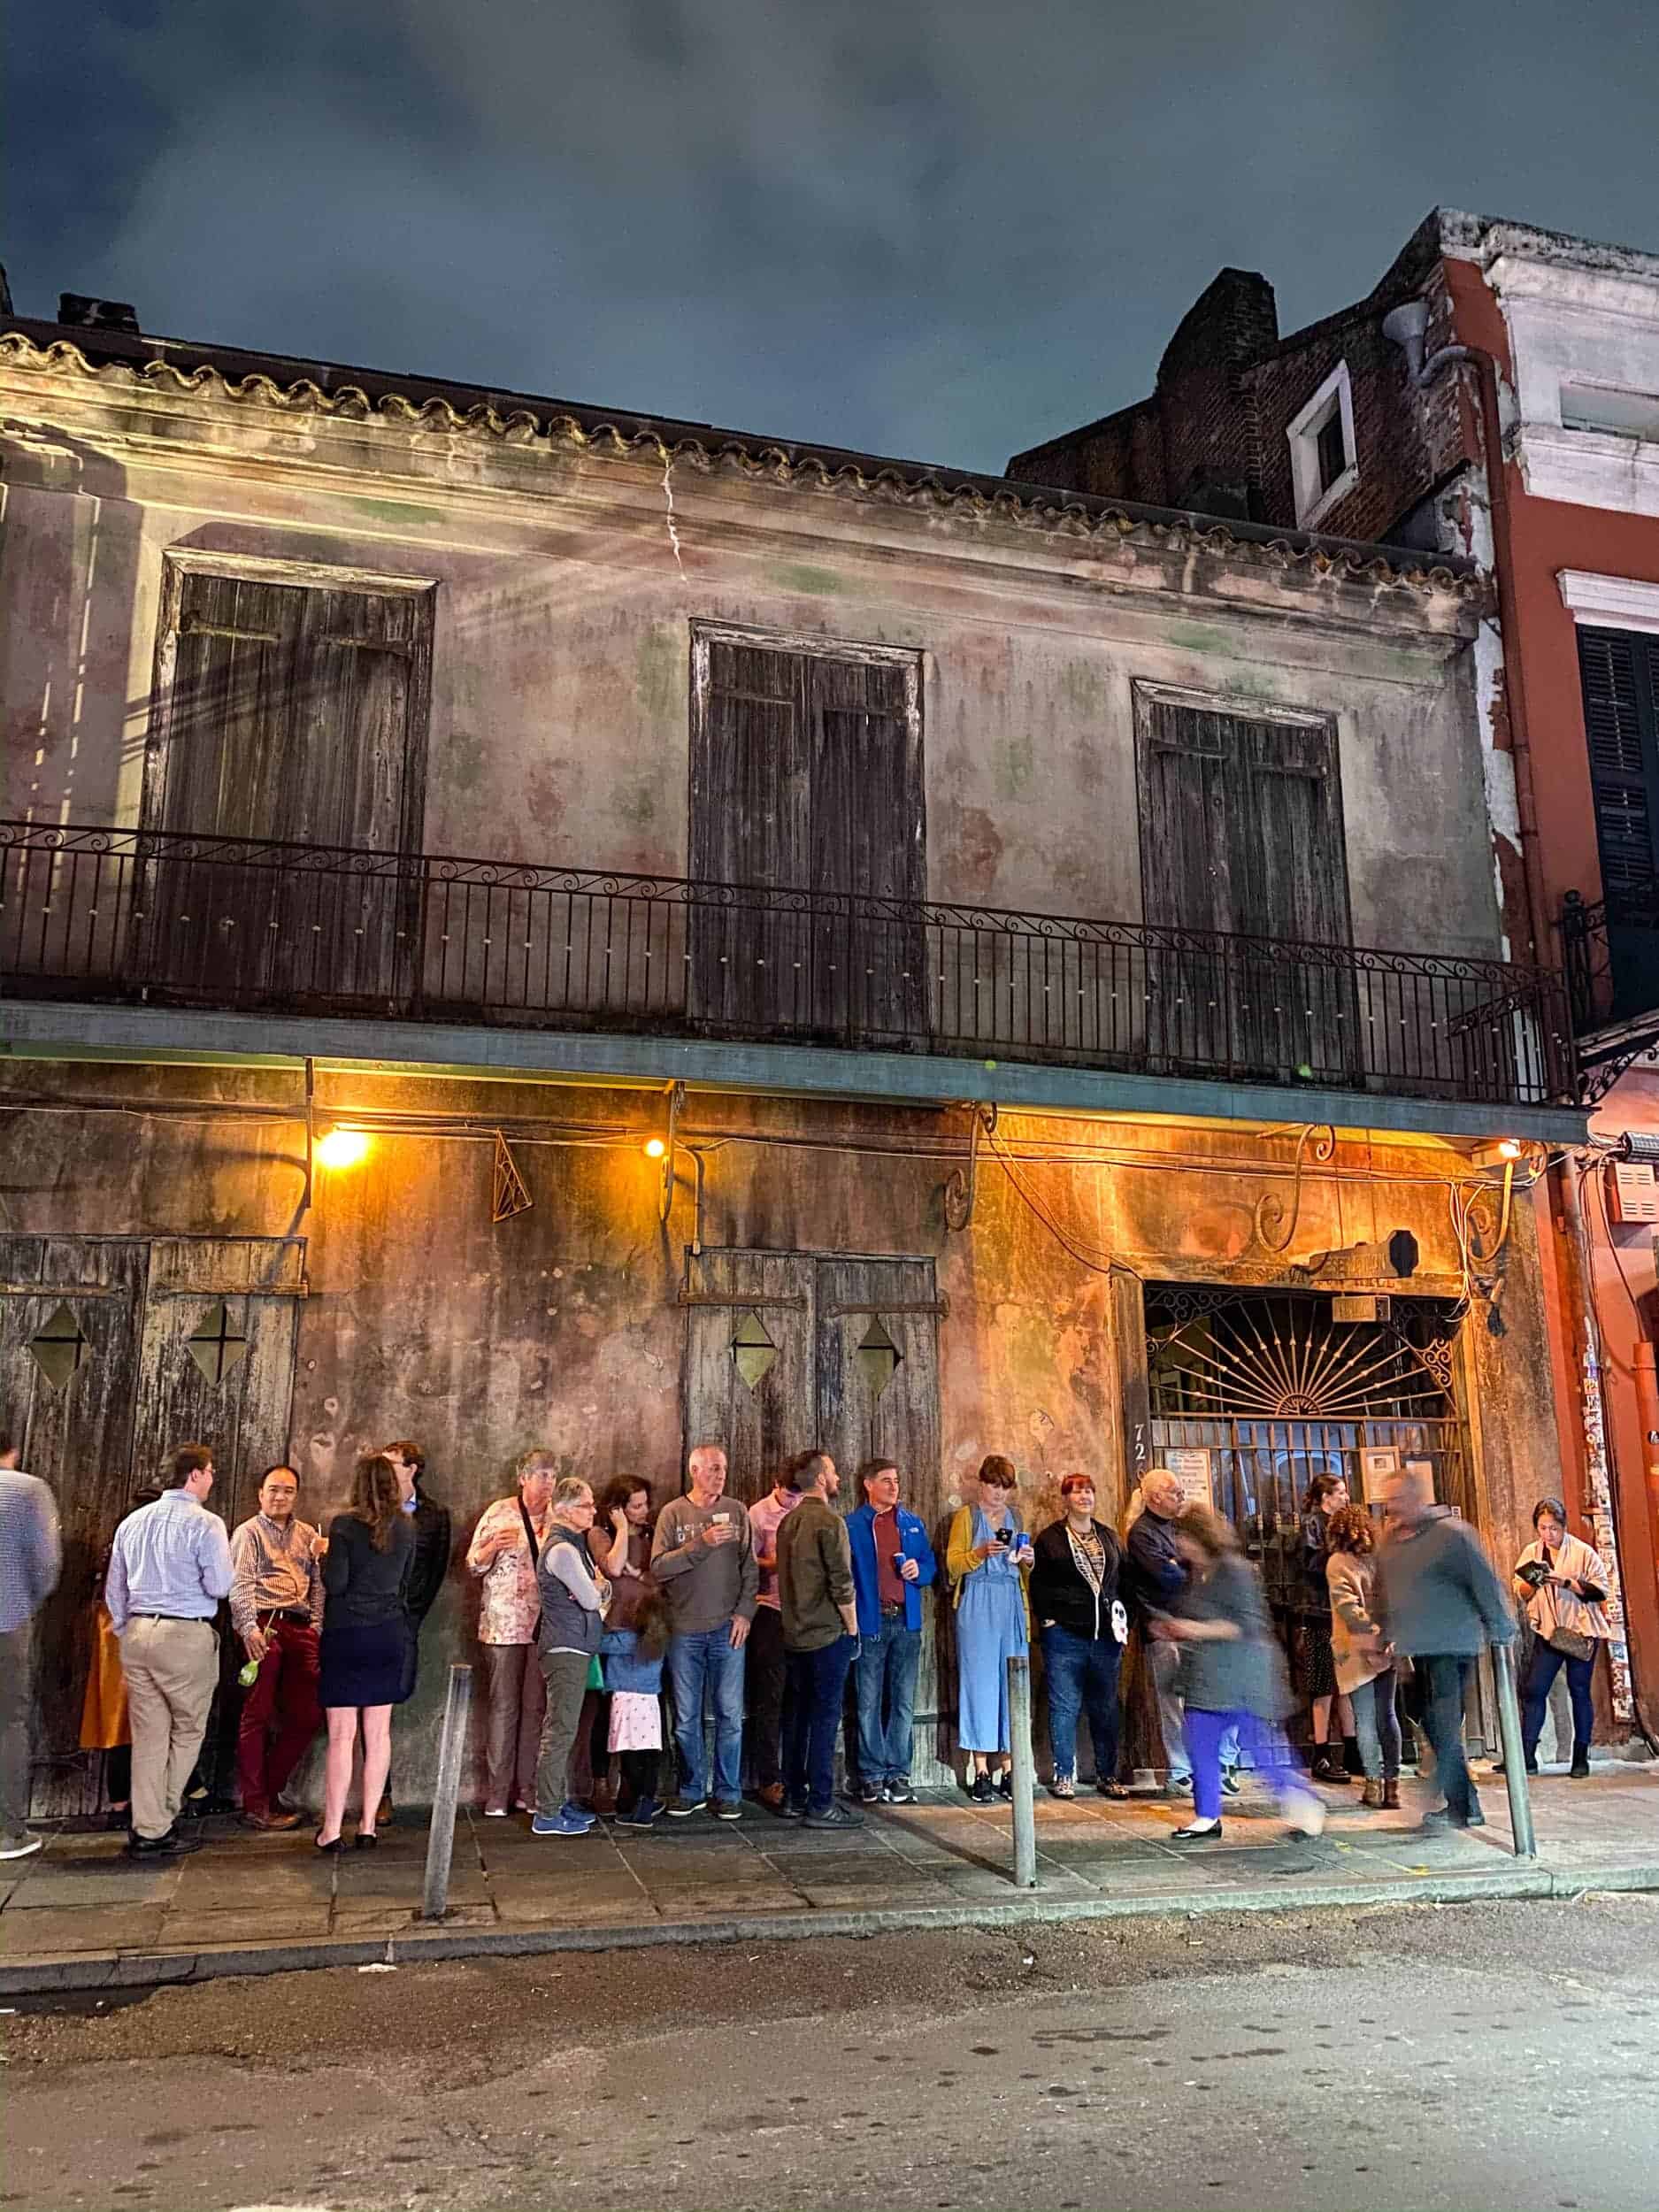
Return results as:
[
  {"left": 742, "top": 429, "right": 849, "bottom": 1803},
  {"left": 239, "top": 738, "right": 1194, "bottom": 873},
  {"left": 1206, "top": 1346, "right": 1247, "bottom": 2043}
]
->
[
  {"left": 690, "top": 637, "right": 925, "bottom": 1044},
  {"left": 680, "top": 1248, "right": 949, "bottom": 1784},
  {"left": 0, "top": 1235, "right": 302, "bottom": 1816},
  {"left": 1137, "top": 692, "right": 1356, "bottom": 1081},
  {"left": 1579, "top": 625, "right": 1659, "bottom": 1022},
  {"left": 140, "top": 567, "right": 433, "bottom": 1005}
]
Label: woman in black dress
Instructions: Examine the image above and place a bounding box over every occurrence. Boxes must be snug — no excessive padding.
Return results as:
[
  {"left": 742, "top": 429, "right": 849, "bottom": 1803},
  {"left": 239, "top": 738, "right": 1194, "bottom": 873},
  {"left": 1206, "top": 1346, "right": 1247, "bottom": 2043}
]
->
[{"left": 317, "top": 1453, "right": 414, "bottom": 1851}]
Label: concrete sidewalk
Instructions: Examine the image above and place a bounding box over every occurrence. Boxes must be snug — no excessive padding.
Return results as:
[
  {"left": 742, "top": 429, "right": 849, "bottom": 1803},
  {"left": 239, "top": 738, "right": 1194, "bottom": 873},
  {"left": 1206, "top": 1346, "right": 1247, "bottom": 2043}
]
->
[{"left": 4, "top": 1760, "right": 1655, "bottom": 1993}]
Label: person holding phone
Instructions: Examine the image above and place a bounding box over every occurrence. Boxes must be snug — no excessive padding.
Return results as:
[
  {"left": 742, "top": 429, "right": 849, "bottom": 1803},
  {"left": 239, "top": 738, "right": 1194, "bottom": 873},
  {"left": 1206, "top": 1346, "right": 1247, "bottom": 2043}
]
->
[
  {"left": 946, "top": 1455, "right": 1032, "bottom": 1801},
  {"left": 1511, "top": 1497, "right": 1613, "bottom": 1778}
]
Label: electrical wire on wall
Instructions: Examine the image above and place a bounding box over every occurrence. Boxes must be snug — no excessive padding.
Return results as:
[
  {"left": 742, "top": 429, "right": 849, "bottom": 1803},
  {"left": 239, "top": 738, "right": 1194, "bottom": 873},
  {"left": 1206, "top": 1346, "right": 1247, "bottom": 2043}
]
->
[{"left": 980, "top": 1110, "right": 1142, "bottom": 1281}]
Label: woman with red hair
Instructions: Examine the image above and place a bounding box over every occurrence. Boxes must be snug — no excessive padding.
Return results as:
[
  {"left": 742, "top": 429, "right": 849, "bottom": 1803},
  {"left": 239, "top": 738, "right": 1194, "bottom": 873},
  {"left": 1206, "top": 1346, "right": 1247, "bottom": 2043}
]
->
[{"left": 1030, "top": 1473, "right": 1128, "bottom": 1799}]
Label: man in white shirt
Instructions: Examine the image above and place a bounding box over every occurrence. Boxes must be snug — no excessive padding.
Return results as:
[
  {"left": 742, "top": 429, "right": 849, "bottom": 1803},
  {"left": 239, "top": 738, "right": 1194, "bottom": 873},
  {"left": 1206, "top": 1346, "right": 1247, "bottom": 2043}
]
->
[{"left": 105, "top": 1442, "right": 234, "bottom": 1858}]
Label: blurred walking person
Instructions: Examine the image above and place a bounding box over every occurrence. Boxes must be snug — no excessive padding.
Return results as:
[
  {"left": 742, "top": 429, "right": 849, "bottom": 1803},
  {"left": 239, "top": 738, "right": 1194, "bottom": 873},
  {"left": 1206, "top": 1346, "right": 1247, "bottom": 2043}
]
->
[
  {"left": 1372, "top": 1466, "right": 1515, "bottom": 1832},
  {"left": 1324, "top": 1503, "right": 1401, "bottom": 1809},
  {"left": 1153, "top": 1503, "right": 1325, "bottom": 1845},
  {"left": 0, "top": 1434, "right": 61, "bottom": 1860},
  {"left": 1512, "top": 1496, "right": 1613, "bottom": 1778}
]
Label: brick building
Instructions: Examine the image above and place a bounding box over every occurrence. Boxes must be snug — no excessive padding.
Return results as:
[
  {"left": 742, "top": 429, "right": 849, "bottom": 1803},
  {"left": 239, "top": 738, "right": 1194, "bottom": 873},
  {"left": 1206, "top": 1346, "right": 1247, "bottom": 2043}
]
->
[{"left": 1010, "top": 210, "right": 1659, "bottom": 1748}]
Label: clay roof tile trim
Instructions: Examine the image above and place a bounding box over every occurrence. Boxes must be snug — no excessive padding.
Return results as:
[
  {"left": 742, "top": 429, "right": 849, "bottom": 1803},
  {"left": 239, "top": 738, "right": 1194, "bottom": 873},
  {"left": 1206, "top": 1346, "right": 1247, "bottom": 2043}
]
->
[{"left": 0, "top": 332, "right": 1479, "bottom": 599}]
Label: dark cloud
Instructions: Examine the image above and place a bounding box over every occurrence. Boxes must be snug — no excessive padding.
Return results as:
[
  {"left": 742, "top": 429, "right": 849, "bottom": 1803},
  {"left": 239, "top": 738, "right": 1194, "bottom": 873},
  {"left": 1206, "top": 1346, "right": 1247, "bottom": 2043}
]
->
[{"left": 10, "top": 2, "right": 1659, "bottom": 470}]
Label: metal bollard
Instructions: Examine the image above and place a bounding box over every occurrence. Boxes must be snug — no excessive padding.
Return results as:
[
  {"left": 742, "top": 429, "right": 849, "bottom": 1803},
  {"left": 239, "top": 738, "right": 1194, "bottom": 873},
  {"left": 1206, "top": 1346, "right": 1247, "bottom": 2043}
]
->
[
  {"left": 1007, "top": 1655, "right": 1039, "bottom": 1890},
  {"left": 1491, "top": 1640, "right": 1537, "bottom": 1860},
  {"left": 421, "top": 1663, "right": 474, "bottom": 1919}
]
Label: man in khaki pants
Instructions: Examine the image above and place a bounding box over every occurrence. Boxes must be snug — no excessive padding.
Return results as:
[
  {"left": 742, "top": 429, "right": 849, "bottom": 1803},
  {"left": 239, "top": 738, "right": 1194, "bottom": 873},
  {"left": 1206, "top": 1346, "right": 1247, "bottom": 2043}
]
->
[{"left": 105, "top": 1443, "right": 234, "bottom": 1859}]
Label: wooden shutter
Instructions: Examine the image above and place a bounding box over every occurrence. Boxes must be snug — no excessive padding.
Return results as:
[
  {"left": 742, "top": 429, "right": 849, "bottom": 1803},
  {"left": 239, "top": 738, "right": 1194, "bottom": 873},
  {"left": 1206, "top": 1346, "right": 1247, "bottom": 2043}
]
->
[
  {"left": 689, "top": 636, "right": 925, "bottom": 1041},
  {"left": 142, "top": 566, "right": 432, "bottom": 1004},
  {"left": 1136, "top": 691, "right": 1353, "bottom": 1079},
  {"left": 1579, "top": 626, "right": 1659, "bottom": 910},
  {"left": 1138, "top": 698, "right": 1236, "bottom": 936}
]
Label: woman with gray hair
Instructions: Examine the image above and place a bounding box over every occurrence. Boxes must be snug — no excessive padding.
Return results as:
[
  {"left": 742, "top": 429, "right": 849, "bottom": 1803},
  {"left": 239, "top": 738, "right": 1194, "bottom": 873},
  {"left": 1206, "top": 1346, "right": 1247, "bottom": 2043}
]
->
[
  {"left": 532, "top": 1477, "right": 611, "bottom": 1838},
  {"left": 465, "top": 1449, "right": 557, "bottom": 1817}
]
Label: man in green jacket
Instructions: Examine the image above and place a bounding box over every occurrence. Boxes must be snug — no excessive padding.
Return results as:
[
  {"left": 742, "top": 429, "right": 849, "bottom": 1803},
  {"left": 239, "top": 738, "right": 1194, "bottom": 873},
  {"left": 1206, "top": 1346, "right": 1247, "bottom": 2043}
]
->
[{"left": 776, "top": 1448, "right": 861, "bottom": 1831}]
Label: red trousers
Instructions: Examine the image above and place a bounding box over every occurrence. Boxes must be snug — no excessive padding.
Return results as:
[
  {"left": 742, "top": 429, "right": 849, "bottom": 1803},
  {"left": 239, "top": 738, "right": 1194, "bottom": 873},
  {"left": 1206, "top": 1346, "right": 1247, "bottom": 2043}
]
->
[{"left": 236, "top": 1617, "right": 322, "bottom": 1814}]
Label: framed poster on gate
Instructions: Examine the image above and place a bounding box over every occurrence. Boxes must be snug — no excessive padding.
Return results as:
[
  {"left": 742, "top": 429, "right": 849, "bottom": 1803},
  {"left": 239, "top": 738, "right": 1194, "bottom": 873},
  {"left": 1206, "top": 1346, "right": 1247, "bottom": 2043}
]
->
[
  {"left": 1360, "top": 1447, "right": 1399, "bottom": 1491},
  {"left": 1162, "top": 1447, "right": 1214, "bottom": 1509}
]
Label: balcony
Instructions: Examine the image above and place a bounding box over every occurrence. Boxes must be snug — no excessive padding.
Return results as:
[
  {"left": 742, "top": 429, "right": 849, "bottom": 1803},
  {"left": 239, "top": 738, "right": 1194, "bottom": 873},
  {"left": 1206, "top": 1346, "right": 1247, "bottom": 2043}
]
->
[
  {"left": 1, "top": 821, "right": 1576, "bottom": 1110},
  {"left": 1560, "top": 887, "right": 1659, "bottom": 1098}
]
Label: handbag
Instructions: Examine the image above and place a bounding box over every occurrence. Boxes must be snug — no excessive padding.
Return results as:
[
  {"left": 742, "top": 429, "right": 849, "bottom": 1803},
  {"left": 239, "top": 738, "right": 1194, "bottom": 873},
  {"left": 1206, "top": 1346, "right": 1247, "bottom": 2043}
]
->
[{"left": 1549, "top": 1624, "right": 1596, "bottom": 1663}]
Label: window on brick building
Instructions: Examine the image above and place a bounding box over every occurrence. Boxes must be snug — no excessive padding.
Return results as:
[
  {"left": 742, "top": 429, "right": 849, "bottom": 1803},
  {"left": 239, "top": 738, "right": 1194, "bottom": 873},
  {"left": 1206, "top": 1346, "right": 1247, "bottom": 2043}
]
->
[{"left": 1287, "top": 362, "right": 1359, "bottom": 529}]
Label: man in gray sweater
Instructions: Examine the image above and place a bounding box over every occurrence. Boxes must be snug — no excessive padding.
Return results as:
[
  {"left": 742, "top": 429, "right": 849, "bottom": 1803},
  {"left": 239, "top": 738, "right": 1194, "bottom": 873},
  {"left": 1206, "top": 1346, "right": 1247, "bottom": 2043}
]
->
[
  {"left": 776, "top": 1448, "right": 861, "bottom": 1831},
  {"left": 1373, "top": 1467, "right": 1516, "bottom": 1832},
  {"left": 652, "top": 1443, "right": 758, "bottom": 1820}
]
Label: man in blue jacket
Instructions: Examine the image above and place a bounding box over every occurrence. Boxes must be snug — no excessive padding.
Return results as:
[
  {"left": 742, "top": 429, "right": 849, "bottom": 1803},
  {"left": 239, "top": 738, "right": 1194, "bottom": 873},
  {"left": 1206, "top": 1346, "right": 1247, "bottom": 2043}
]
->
[{"left": 847, "top": 1460, "right": 937, "bottom": 1805}]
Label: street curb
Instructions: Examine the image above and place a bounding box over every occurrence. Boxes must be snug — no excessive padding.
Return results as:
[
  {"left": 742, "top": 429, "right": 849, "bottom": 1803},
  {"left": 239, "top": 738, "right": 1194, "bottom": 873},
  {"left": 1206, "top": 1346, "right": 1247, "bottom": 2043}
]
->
[{"left": 7, "top": 1859, "right": 1659, "bottom": 1996}]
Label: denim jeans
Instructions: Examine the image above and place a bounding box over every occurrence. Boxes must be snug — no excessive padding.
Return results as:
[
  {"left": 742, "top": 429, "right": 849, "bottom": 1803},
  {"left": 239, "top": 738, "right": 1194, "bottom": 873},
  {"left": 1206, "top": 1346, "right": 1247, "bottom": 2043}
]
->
[
  {"left": 854, "top": 1614, "right": 922, "bottom": 1784},
  {"left": 1350, "top": 1667, "right": 1402, "bottom": 1780},
  {"left": 665, "top": 1626, "right": 747, "bottom": 1805},
  {"left": 1417, "top": 1653, "right": 1478, "bottom": 1822},
  {"left": 784, "top": 1635, "right": 857, "bottom": 1814},
  {"left": 1041, "top": 1624, "right": 1121, "bottom": 1782},
  {"left": 1521, "top": 1640, "right": 1596, "bottom": 1764}
]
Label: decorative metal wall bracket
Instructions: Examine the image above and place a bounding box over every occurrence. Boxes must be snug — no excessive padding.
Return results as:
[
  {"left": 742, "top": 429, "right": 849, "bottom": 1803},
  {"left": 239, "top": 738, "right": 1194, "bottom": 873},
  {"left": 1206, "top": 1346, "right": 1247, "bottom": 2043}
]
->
[
  {"left": 1253, "top": 1123, "right": 1336, "bottom": 1255},
  {"left": 945, "top": 1102, "right": 996, "bottom": 1232},
  {"left": 491, "top": 1130, "right": 533, "bottom": 1222}
]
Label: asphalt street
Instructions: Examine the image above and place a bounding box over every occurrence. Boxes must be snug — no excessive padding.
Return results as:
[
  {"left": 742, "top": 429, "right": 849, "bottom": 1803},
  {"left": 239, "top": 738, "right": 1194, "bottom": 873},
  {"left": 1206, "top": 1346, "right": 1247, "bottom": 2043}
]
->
[{"left": 5, "top": 1895, "right": 1657, "bottom": 2210}]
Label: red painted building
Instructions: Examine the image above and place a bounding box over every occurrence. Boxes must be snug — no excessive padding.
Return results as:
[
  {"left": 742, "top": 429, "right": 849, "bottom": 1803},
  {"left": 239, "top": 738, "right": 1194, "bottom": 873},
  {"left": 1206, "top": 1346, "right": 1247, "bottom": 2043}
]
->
[{"left": 1012, "top": 210, "right": 1659, "bottom": 1748}]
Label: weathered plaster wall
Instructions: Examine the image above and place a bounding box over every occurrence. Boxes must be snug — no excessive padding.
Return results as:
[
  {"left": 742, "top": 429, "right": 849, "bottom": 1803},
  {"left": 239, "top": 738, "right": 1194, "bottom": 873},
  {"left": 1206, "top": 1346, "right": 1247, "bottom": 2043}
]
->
[
  {"left": 0, "top": 1060, "right": 1568, "bottom": 1786},
  {"left": 0, "top": 347, "right": 1500, "bottom": 961}
]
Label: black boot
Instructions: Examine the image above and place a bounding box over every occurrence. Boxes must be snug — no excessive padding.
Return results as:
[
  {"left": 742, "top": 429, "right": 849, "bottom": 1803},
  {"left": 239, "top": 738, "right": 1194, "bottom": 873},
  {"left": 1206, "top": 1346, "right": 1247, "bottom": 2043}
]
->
[
  {"left": 1310, "top": 1750, "right": 1350, "bottom": 1784},
  {"left": 1341, "top": 1734, "right": 1365, "bottom": 1778},
  {"left": 1570, "top": 1747, "right": 1591, "bottom": 1778}
]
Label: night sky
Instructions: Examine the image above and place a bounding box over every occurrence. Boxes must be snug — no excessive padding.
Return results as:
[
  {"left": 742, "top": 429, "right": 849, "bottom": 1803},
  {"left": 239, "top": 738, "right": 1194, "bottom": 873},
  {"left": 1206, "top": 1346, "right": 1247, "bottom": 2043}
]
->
[{"left": 12, "top": 2, "right": 1659, "bottom": 473}]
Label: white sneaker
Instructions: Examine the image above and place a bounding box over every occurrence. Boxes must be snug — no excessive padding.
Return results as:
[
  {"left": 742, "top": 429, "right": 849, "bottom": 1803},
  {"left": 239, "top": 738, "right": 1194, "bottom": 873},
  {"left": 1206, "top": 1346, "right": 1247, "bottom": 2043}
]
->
[
  {"left": 1284, "top": 1791, "right": 1326, "bottom": 1839},
  {"left": 0, "top": 1832, "right": 43, "bottom": 1861}
]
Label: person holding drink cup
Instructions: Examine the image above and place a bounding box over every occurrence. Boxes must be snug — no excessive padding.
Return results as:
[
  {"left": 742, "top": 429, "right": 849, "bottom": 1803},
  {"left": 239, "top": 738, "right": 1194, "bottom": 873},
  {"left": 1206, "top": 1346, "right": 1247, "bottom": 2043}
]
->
[
  {"left": 946, "top": 1455, "right": 1033, "bottom": 1801},
  {"left": 651, "top": 1443, "right": 758, "bottom": 1819},
  {"left": 847, "top": 1459, "right": 937, "bottom": 1804}
]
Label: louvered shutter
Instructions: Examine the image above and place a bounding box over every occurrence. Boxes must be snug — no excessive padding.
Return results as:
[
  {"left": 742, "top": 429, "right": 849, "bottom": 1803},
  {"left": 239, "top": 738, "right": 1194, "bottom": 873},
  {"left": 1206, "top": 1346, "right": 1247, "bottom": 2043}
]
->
[{"left": 1578, "top": 626, "right": 1659, "bottom": 917}]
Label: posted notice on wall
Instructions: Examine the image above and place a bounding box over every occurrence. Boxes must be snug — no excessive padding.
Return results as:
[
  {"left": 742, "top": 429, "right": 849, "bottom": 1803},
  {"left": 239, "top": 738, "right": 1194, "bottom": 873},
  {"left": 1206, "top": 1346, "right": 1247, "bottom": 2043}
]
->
[{"left": 1162, "top": 1448, "right": 1214, "bottom": 1509}]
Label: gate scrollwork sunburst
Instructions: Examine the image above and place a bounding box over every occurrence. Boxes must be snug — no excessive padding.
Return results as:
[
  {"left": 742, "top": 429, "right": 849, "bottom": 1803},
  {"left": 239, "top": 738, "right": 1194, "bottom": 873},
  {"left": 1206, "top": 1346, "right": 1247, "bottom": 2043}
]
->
[{"left": 1148, "top": 1296, "right": 1450, "bottom": 1419}]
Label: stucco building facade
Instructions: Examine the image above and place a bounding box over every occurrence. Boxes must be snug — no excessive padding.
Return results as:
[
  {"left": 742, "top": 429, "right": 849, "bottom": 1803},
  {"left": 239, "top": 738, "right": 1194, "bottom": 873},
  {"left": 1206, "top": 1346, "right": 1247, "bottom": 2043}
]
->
[{"left": 0, "top": 296, "right": 1582, "bottom": 1805}]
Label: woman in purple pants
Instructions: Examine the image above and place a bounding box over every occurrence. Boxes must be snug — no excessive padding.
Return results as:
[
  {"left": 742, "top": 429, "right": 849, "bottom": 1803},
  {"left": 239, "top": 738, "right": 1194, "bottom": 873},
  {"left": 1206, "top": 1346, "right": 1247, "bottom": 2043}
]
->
[{"left": 1152, "top": 1503, "right": 1325, "bottom": 1845}]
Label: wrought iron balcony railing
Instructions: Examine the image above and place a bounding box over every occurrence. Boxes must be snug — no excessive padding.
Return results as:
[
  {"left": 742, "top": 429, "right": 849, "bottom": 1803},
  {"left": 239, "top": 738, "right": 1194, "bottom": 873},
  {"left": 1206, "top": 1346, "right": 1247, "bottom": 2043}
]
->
[
  {"left": 1, "top": 821, "right": 1576, "bottom": 1109},
  {"left": 1560, "top": 887, "right": 1659, "bottom": 1033}
]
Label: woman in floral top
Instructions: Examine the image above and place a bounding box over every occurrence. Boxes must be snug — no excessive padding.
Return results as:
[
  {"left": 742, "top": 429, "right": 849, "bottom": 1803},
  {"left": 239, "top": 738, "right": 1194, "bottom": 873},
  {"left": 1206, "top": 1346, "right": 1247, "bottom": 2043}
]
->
[{"left": 467, "top": 1449, "right": 557, "bottom": 1815}]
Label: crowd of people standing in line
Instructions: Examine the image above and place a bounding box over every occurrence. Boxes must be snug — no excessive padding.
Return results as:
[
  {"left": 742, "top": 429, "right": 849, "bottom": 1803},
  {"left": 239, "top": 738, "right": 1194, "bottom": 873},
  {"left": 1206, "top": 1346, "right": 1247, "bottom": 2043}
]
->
[{"left": 0, "top": 1426, "right": 1617, "bottom": 1863}]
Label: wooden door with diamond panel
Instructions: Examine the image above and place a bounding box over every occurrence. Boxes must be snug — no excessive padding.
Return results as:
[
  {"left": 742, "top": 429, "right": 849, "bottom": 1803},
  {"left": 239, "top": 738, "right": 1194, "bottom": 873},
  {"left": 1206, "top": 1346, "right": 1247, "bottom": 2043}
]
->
[
  {"left": 0, "top": 1234, "right": 303, "bottom": 1816},
  {"left": 681, "top": 1248, "right": 947, "bottom": 1785}
]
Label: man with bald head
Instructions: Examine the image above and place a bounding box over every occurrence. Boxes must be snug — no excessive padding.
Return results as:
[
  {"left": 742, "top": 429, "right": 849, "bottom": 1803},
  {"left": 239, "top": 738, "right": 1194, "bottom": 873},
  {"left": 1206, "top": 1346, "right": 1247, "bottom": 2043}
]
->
[
  {"left": 1125, "top": 1470, "right": 1238, "bottom": 1796},
  {"left": 652, "top": 1443, "right": 758, "bottom": 1820},
  {"left": 1373, "top": 1466, "right": 1515, "bottom": 1832}
]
